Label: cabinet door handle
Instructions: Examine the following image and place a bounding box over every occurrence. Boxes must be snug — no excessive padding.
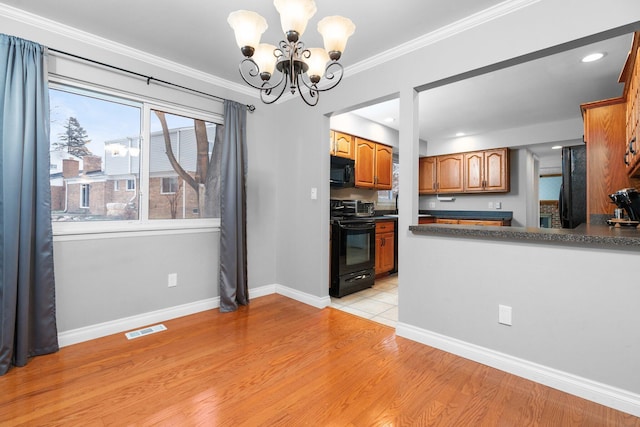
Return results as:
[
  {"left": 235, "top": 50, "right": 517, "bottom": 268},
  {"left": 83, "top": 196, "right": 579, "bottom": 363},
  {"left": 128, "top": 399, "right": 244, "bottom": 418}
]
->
[
  {"left": 625, "top": 149, "right": 630, "bottom": 166},
  {"left": 630, "top": 137, "right": 637, "bottom": 155}
]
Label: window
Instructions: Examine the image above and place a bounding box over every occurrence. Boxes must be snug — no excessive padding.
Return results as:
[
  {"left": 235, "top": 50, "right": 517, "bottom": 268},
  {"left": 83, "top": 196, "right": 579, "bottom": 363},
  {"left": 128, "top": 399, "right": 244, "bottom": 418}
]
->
[
  {"left": 161, "top": 177, "right": 179, "bottom": 194},
  {"left": 49, "top": 86, "right": 141, "bottom": 222},
  {"left": 80, "top": 184, "right": 90, "bottom": 208},
  {"left": 49, "top": 82, "right": 222, "bottom": 231}
]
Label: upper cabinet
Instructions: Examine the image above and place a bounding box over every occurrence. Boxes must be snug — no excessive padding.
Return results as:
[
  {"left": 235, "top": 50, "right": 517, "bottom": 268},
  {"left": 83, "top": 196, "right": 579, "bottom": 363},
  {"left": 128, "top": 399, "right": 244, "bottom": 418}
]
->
[
  {"left": 622, "top": 32, "right": 640, "bottom": 176},
  {"left": 464, "top": 148, "right": 510, "bottom": 192},
  {"left": 419, "top": 148, "right": 509, "bottom": 194},
  {"left": 354, "top": 137, "right": 393, "bottom": 190},
  {"left": 436, "top": 154, "right": 464, "bottom": 193},
  {"left": 330, "top": 130, "right": 355, "bottom": 160}
]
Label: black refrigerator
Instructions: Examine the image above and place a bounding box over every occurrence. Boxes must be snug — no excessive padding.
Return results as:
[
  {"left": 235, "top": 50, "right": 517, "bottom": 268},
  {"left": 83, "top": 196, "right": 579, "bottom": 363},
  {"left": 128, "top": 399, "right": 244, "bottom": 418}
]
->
[{"left": 559, "top": 145, "right": 586, "bottom": 228}]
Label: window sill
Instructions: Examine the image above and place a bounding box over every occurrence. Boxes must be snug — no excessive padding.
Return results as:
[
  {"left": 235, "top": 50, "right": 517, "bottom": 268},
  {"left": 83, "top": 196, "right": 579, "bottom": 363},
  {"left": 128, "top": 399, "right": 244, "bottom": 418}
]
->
[{"left": 53, "top": 219, "right": 220, "bottom": 241}]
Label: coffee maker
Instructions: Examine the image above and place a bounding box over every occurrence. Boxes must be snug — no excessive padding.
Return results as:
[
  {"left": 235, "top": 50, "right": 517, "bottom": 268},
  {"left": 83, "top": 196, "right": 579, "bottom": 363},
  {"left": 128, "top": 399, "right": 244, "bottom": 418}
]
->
[{"left": 609, "top": 188, "right": 640, "bottom": 222}]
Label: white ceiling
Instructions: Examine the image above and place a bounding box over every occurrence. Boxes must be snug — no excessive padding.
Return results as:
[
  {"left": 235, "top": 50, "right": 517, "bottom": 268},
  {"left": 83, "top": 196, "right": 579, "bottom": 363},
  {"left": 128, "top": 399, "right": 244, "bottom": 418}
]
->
[
  {"left": 1, "top": 1, "right": 636, "bottom": 161},
  {"left": 0, "top": 0, "right": 503, "bottom": 84}
]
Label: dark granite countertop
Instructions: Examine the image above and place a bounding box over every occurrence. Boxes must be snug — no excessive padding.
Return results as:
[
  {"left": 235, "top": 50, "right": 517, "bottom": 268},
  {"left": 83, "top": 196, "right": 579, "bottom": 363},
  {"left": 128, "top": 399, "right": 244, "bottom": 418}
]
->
[
  {"left": 409, "top": 222, "right": 640, "bottom": 250},
  {"left": 419, "top": 210, "right": 513, "bottom": 221}
]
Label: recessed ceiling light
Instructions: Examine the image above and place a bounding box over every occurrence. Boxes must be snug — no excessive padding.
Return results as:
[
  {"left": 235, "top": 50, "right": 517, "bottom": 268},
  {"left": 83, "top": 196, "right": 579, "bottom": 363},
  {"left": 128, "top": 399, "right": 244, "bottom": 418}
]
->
[
  {"left": 551, "top": 145, "right": 562, "bottom": 150},
  {"left": 581, "top": 52, "right": 605, "bottom": 63},
  {"left": 455, "top": 132, "right": 465, "bottom": 137},
  {"left": 384, "top": 117, "right": 395, "bottom": 123}
]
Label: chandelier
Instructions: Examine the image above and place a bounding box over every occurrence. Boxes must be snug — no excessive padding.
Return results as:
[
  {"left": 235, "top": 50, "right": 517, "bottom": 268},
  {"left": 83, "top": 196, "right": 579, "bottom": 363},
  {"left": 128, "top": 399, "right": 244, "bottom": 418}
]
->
[{"left": 227, "top": 0, "right": 355, "bottom": 106}]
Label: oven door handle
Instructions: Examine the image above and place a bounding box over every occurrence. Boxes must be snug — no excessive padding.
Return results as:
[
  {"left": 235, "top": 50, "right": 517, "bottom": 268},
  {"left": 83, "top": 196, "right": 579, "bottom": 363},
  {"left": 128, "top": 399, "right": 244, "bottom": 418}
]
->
[{"left": 339, "top": 223, "right": 375, "bottom": 230}]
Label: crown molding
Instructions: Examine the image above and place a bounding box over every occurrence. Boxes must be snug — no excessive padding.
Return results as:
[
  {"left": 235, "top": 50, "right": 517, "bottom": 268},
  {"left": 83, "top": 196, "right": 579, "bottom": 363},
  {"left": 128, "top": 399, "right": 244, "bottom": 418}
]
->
[
  {"left": 0, "top": 2, "right": 258, "bottom": 99},
  {"left": 346, "top": 0, "right": 541, "bottom": 76}
]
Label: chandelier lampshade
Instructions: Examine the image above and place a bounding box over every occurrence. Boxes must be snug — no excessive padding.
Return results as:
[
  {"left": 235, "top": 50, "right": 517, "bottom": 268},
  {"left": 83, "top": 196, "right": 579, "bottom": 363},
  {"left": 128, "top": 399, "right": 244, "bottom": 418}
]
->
[
  {"left": 228, "top": 0, "right": 355, "bottom": 106},
  {"left": 274, "top": 0, "right": 317, "bottom": 40},
  {"left": 227, "top": 10, "right": 268, "bottom": 58},
  {"left": 317, "top": 16, "right": 356, "bottom": 60}
]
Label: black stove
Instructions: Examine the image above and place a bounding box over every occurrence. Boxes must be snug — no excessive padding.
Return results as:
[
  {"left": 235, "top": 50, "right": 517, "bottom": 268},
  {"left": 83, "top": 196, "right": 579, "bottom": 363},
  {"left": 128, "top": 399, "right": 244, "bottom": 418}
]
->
[{"left": 329, "top": 199, "right": 376, "bottom": 298}]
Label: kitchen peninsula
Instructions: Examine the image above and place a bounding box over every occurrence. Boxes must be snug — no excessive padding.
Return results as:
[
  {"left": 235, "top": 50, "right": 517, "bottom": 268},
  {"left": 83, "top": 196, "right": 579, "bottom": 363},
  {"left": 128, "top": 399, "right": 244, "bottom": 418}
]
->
[{"left": 409, "top": 221, "right": 640, "bottom": 249}]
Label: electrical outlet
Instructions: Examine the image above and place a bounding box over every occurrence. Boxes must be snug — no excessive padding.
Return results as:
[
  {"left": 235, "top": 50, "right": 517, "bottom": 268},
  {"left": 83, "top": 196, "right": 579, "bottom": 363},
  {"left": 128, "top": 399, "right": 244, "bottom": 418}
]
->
[
  {"left": 488, "top": 202, "right": 494, "bottom": 209},
  {"left": 168, "top": 273, "right": 178, "bottom": 288},
  {"left": 498, "top": 304, "right": 512, "bottom": 326},
  {"left": 495, "top": 202, "right": 502, "bottom": 209},
  {"left": 429, "top": 202, "right": 436, "bottom": 208}
]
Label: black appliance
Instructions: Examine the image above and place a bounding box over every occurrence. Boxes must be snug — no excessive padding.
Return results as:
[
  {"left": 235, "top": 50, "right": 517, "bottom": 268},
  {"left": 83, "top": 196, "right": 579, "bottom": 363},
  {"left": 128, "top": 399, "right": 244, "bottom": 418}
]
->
[
  {"left": 609, "top": 188, "right": 640, "bottom": 222},
  {"left": 330, "top": 199, "right": 375, "bottom": 298},
  {"left": 559, "top": 145, "right": 586, "bottom": 228},
  {"left": 330, "top": 155, "right": 355, "bottom": 188}
]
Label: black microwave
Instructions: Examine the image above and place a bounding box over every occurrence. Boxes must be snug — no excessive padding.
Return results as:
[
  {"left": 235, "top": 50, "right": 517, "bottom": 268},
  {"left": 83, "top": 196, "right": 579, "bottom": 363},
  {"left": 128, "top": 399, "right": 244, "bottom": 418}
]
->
[{"left": 330, "top": 155, "right": 355, "bottom": 187}]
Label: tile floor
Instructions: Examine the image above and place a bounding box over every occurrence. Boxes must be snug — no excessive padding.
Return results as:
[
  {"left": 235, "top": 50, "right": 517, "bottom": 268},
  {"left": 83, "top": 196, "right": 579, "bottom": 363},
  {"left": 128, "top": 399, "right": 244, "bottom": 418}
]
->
[{"left": 329, "top": 274, "right": 398, "bottom": 327}]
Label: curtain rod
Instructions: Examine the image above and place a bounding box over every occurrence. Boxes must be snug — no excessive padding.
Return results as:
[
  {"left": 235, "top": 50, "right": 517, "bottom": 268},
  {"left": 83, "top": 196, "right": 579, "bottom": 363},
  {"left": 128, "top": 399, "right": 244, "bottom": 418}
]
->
[{"left": 48, "top": 48, "right": 256, "bottom": 112}]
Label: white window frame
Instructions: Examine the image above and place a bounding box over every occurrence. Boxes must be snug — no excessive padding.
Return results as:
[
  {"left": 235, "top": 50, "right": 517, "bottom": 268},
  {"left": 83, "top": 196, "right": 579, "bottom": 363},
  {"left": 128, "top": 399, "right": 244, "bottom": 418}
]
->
[
  {"left": 49, "top": 79, "right": 222, "bottom": 238},
  {"left": 126, "top": 179, "right": 136, "bottom": 191},
  {"left": 113, "top": 180, "right": 119, "bottom": 191}
]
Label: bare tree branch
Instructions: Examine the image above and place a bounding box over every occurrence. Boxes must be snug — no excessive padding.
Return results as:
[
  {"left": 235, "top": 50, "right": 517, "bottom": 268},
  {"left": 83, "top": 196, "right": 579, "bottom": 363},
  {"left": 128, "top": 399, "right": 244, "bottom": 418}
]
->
[{"left": 154, "top": 110, "right": 197, "bottom": 191}]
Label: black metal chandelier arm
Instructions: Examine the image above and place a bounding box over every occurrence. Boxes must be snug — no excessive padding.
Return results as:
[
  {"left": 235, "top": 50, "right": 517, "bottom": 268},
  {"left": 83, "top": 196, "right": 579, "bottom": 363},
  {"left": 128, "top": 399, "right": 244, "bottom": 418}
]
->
[
  {"left": 297, "top": 74, "right": 320, "bottom": 107},
  {"left": 299, "top": 61, "right": 344, "bottom": 93},
  {"left": 259, "top": 78, "right": 288, "bottom": 104},
  {"left": 238, "top": 58, "right": 286, "bottom": 92}
]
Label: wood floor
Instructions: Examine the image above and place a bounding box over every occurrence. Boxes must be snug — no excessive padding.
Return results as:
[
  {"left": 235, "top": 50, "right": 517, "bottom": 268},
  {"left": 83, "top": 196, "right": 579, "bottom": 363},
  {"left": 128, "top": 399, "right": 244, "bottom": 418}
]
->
[{"left": 1, "top": 294, "right": 638, "bottom": 426}]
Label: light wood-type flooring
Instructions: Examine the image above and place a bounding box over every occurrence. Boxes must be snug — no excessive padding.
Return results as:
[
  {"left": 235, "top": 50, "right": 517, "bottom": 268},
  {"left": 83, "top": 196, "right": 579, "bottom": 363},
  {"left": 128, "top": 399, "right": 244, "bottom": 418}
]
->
[{"left": 1, "top": 294, "right": 639, "bottom": 426}]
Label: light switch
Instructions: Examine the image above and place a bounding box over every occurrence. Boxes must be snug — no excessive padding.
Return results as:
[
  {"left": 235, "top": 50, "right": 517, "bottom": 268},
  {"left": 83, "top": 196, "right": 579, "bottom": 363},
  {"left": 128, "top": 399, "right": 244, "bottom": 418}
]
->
[
  {"left": 310, "top": 187, "right": 318, "bottom": 200},
  {"left": 498, "top": 304, "right": 512, "bottom": 326}
]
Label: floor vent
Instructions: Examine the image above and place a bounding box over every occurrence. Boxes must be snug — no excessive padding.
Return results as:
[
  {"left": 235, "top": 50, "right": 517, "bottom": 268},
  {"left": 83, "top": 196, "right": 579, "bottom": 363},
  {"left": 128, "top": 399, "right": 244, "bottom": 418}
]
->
[{"left": 125, "top": 324, "right": 167, "bottom": 340}]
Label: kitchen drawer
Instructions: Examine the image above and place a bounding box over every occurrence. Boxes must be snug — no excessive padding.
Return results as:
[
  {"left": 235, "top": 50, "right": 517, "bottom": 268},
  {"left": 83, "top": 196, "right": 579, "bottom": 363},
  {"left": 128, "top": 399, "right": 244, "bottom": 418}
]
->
[{"left": 376, "top": 220, "right": 395, "bottom": 233}]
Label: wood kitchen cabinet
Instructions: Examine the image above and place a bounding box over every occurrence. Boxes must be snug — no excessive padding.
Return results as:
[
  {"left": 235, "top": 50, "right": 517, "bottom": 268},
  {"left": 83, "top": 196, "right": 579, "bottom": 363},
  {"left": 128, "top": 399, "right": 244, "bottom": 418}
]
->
[
  {"left": 330, "top": 130, "right": 355, "bottom": 159},
  {"left": 463, "top": 148, "right": 509, "bottom": 192},
  {"left": 434, "top": 218, "right": 510, "bottom": 226},
  {"left": 375, "top": 220, "right": 395, "bottom": 276},
  {"left": 418, "top": 157, "right": 436, "bottom": 194},
  {"left": 621, "top": 32, "right": 640, "bottom": 176},
  {"left": 419, "top": 148, "right": 508, "bottom": 194},
  {"left": 355, "top": 137, "right": 393, "bottom": 190},
  {"left": 418, "top": 154, "right": 464, "bottom": 194}
]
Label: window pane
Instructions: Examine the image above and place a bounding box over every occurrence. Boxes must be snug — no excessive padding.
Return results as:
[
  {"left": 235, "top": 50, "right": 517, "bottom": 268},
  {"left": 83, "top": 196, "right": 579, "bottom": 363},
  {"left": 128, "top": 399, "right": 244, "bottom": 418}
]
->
[
  {"left": 50, "top": 87, "right": 141, "bottom": 221},
  {"left": 148, "top": 110, "right": 219, "bottom": 219}
]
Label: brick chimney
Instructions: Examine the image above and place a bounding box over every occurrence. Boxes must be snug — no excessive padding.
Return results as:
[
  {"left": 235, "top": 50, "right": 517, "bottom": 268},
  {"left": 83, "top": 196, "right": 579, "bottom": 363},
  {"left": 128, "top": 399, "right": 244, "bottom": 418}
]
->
[
  {"left": 62, "top": 159, "right": 79, "bottom": 178},
  {"left": 82, "top": 155, "right": 102, "bottom": 173}
]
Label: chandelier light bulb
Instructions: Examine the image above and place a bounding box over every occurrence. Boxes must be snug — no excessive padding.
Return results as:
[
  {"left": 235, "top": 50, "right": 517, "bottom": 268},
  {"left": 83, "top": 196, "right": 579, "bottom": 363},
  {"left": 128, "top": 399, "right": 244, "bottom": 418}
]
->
[
  {"left": 317, "top": 16, "right": 356, "bottom": 60},
  {"left": 274, "top": 0, "right": 317, "bottom": 41},
  {"left": 253, "top": 44, "right": 277, "bottom": 80},
  {"left": 305, "top": 48, "right": 330, "bottom": 83},
  {"left": 227, "top": 10, "right": 268, "bottom": 57}
]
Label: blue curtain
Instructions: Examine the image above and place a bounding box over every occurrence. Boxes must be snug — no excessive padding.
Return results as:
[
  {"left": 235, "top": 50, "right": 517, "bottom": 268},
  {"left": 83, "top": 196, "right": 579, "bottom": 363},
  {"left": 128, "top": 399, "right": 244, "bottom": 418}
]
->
[
  {"left": 0, "top": 34, "right": 58, "bottom": 375},
  {"left": 219, "top": 100, "right": 248, "bottom": 312}
]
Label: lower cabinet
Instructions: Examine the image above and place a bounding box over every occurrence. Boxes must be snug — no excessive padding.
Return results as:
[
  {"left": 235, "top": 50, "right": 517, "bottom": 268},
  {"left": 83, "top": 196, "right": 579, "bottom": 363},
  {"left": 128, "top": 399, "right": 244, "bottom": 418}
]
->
[
  {"left": 435, "top": 218, "right": 510, "bottom": 226},
  {"left": 375, "top": 220, "right": 395, "bottom": 276}
]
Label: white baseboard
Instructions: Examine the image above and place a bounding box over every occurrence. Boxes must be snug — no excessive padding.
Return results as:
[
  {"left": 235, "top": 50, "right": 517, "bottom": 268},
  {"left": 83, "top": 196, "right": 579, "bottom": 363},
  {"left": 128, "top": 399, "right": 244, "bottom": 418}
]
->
[
  {"left": 58, "top": 297, "right": 220, "bottom": 347},
  {"left": 275, "top": 284, "right": 331, "bottom": 309},
  {"left": 58, "top": 284, "right": 329, "bottom": 347},
  {"left": 396, "top": 322, "right": 640, "bottom": 418}
]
